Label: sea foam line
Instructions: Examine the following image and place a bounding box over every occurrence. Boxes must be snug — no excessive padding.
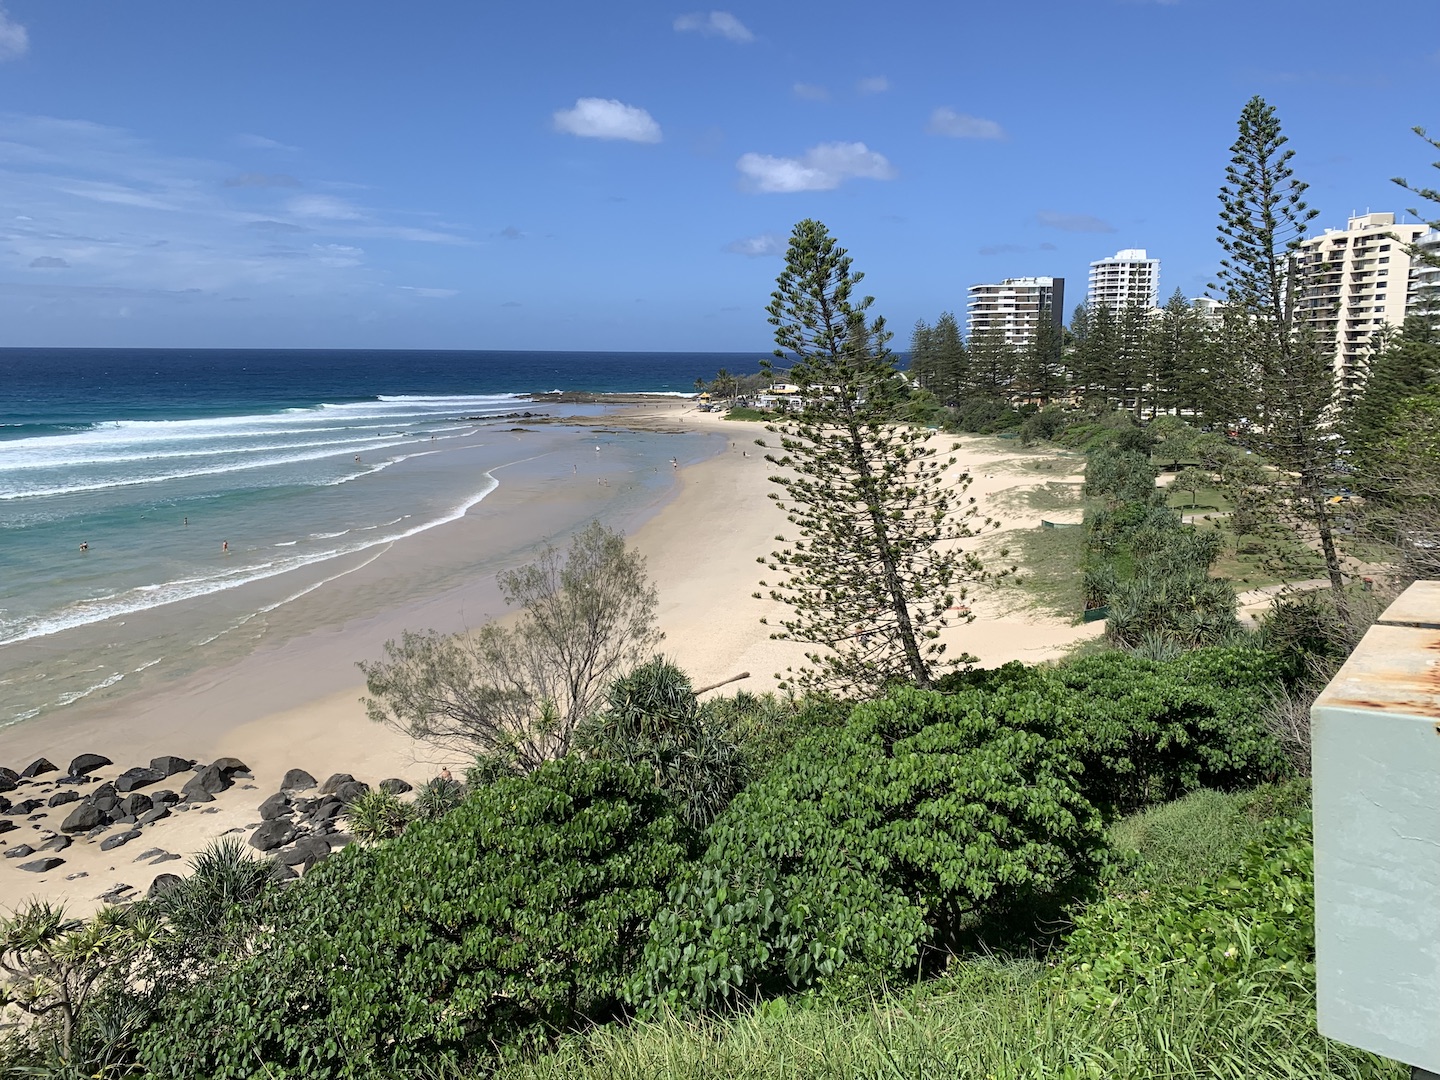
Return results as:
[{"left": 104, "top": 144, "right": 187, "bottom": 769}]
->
[
  {"left": 0, "top": 434, "right": 413, "bottom": 501},
  {"left": 0, "top": 471, "right": 503, "bottom": 647}
]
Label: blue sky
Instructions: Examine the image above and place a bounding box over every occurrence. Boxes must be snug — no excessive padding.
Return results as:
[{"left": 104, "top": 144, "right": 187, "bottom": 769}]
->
[{"left": 0, "top": 0, "right": 1436, "bottom": 351}]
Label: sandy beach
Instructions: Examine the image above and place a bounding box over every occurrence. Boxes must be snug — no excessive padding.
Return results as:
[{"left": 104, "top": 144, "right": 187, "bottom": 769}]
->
[{"left": 0, "top": 403, "right": 1100, "bottom": 914}]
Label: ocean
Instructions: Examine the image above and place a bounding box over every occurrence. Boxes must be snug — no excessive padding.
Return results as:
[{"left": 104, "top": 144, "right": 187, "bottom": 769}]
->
[{"left": 0, "top": 348, "right": 762, "bottom": 730}]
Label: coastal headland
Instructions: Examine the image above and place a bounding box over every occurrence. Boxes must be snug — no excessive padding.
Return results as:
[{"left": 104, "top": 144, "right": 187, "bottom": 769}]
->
[{"left": 0, "top": 398, "right": 1100, "bottom": 914}]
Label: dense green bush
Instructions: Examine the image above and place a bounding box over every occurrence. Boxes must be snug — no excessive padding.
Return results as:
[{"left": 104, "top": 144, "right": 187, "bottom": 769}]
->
[
  {"left": 138, "top": 758, "right": 691, "bottom": 1078},
  {"left": 938, "top": 647, "right": 1289, "bottom": 816},
  {"left": 632, "top": 687, "right": 1106, "bottom": 1012}
]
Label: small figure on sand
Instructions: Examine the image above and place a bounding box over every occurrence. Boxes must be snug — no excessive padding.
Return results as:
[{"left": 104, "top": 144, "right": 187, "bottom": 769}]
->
[
  {"left": 79, "top": 541, "right": 89, "bottom": 552},
  {"left": 439, "top": 767, "right": 453, "bottom": 782}
]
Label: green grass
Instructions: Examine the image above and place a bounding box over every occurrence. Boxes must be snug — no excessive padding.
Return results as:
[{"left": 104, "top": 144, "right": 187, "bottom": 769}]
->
[
  {"left": 1165, "top": 483, "right": 1234, "bottom": 514},
  {"left": 996, "top": 525, "right": 1085, "bottom": 619},
  {"left": 1108, "top": 782, "right": 1311, "bottom": 889},
  {"left": 724, "top": 406, "right": 776, "bottom": 422},
  {"left": 490, "top": 961, "right": 1392, "bottom": 1080}
]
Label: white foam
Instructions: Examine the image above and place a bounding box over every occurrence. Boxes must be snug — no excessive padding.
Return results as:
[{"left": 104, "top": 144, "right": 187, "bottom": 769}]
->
[
  {"left": 54, "top": 670, "right": 125, "bottom": 708},
  {"left": 0, "top": 471, "right": 504, "bottom": 646}
]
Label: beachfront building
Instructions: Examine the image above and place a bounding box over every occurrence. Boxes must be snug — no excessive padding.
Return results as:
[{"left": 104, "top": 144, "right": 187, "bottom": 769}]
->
[
  {"left": 1087, "top": 249, "right": 1160, "bottom": 311},
  {"left": 1296, "top": 212, "right": 1429, "bottom": 401},
  {"left": 1408, "top": 228, "right": 1440, "bottom": 318},
  {"left": 1190, "top": 296, "right": 1225, "bottom": 324},
  {"left": 966, "top": 276, "right": 1065, "bottom": 348}
]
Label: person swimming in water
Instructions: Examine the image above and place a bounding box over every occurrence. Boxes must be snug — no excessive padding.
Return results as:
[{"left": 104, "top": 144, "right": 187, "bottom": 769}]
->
[{"left": 79, "top": 541, "right": 88, "bottom": 552}]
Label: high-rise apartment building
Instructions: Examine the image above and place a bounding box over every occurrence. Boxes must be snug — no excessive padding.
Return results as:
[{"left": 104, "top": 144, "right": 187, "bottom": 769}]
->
[
  {"left": 1296, "top": 212, "right": 1428, "bottom": 399},
  {"left": 1087, "top": 249, "right": 1160, "bottom": 310},
  {"left": 965, "top": 276, "right": 1064, "bottom": 347},
  {"left": 1407, "top": 228, "right": 1440, "bottom": 317}
]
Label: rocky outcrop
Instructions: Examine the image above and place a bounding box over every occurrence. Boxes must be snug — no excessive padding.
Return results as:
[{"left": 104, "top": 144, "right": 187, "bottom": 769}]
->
[{"left": 67, "top": 753, "right": 112, "bottom": 777}]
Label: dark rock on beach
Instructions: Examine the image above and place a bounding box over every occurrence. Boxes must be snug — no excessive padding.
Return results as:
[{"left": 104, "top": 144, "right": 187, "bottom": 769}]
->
[
  {"left": 39, "top": 834, "right": 71, "bottom": 853},
  {"left": 149, "top": 755, "right": 193, "bottom": 777},
  {"left": 147, "top": 874, "right": 183, "bottom": 899},
  {"left": 282, "top": 768, "right": 317, "bottom": 792},
  {"left": 211, "top": 757, "right": 251, "bottom": 778},
  {"left": 258, "top": 792, "right": 292, "bottom": 821},
  {"left": 137, "top": 805, "right": 170, "bottom": 826},
  {"left": 61, "top": 803, "right": 103, "bottom": 833},
  {"left": 152, "top": 789, "right": 180, "bottom": 805},
  {"left": 278, "top": 835, "right": 331, "bottom": 868},
  {"left": 181, "top": 765, "right": 228, "bottom": 800},
  {"left": 249, "top": 820, "right": 296, "bottom": 852},
  {"left": 48, "top": 790, "right": 80, "bottom": 808},
  {"left": 119, "top": 793, "right": 153, "bottom": 818},
  {"left": 20, "top": 858, "right": 64, "bottom": 873},
  {"left": 4, "top": 845, "right": 35, "bottom": 859},
  {"left": 5, "top": 799, "right": 45, "bottom": 817},
  {"left": 21, "top": 758, "right": 57, "bottom": 778},
  {"left": 334, "top": 780, "right": 370, "bottom": 805},
  {"left": 0, "top": 770, "right": 18, "bottom": 794},
  {"left": 379, "top": 778, "right": 413, "bottom": 795},
  {"left": 0, "top": 821, "right": 16, "bottom": 835},
  {"left": 116, "top": 767, "right": 166, "bottom": 793},
  {"left": 68, "top": 753, "right": 112, "bottom": 777},
  {"left": 320, "top": 772, "right": 355, "bottom": 796},
  {"left": 100, "top": 830, "right": 141, "bottom": 852}
]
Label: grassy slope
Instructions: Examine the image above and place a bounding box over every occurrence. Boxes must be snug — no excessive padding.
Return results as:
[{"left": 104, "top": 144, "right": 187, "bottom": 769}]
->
[{"left": 494, "top": 784, "right": 1398, "bottom": 1080}]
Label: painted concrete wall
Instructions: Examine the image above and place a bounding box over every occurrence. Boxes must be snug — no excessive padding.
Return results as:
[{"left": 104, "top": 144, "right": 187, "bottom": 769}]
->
[{"left": 1314, "top": 581, "right": 1440, "bottom": 1073}]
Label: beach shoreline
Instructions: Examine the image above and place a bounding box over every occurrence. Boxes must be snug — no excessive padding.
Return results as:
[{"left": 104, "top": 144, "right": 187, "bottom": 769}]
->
[{"left": 0, "top": 402, "right": 1101, "bottom": 913}]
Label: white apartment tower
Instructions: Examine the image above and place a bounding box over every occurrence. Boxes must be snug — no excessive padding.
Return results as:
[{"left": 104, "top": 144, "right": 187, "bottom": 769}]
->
[
  {"left": 1087, "top": 249, "right": 1160, "bottom": 311},
  {"left": 966, "top": 276, "right": 1065, "bottom": 347},
  {"left": 1296, "top": 212, "right": 1428, "bottom": 399}
]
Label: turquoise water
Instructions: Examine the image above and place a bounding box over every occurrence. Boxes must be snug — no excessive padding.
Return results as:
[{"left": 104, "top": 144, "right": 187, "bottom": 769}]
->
[{"left": 0, "top": 349, "right": 734, "bottom": 729}]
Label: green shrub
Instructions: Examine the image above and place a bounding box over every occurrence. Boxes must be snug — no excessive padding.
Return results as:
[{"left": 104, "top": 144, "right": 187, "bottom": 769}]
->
[
  {"left": 1052, "top": 647, "right": 1289, "bottom": 814},
  {"left": 632, "top": 687, "right": 1106, "bottom": 1013},
  {"left": 342, "top": 786, "right": 412, "bottom": 842},
  {"left": 138, "top": 758, "right": 691, "bottom": 1078},
  {"left": 938, "top": 648, "right": 1289, "bottom": 817},
  {"left": 1061, "top": 813, "right": 1316, "bottom": 1009},
  {"left": 579, "top": 658, "right": 749, "bottom": 829}
]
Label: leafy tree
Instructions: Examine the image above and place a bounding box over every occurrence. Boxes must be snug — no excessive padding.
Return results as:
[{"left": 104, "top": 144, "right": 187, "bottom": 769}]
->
[
  {"left": 1173, "top": 466, "right": 1211, "bottom": 509},
  {"left": 1348, "top": 316, "right": 1440, "bottom": 493},
  {"left": 757, "top": 220, "right": 1000, "bottom": 693},
  {"left": 1212, "top": 97, "right": 1351, "bottom": 623},
  {"left": 138, "top": 758, "right": 689, "bottom": 1077},
  {"left": 0, "top": 901, "right": 159, "bottom": 1068},
  {"left": 966, "top": 325, "right": 1018, "bottom": 401},
  {"left": 360, "top": 522, "right": 661, "bottom": 768},
  {"left": 1017, "top": 301, "right": 1065, "bottom": 403},
  {"left": 633, "top": 686, "right": 1106, "bottom": 1011}
]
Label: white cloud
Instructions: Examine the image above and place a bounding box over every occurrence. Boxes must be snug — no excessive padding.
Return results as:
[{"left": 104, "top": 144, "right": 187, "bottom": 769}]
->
[
  {"left": 927, "top": 107, "right": 1006, "bottom": 140},
  {"left": 793, "top": 82, "right": 829, "bottom": 101},
  {"left": 234, "top": 133, "right": 298, "bottom": 152},
  {"left": 0, "top": 5, "right": 26, "bottom": 62},
  {"left": 856, "top": 76, "right": 889, "bottom": 95},
  {"left": 398, "top": 286, "right": 459, "bottom": 299},
  {"left": 725, "top": 232, "right": 785, "bottom": 257},
  {"left": 1036, "top": 210, "right": 1116, "bottom": 233},
  {"left": 224, "top": 172, "right": 300, "bottom": 188},
  {"left": 286, "top": 194, "right": 364, "bottom": 220},
  {"left": 673, "top": 11, "right": 754, "bottom": 42},
  {"left": 736, "top": 142, "right": 896, "bottom": 194},
  {"left": 552, "top": 98, "right": 662, "bottom": 143},
  {"left": 311, "top": 243, "right": 363, "bottom": 267}
]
